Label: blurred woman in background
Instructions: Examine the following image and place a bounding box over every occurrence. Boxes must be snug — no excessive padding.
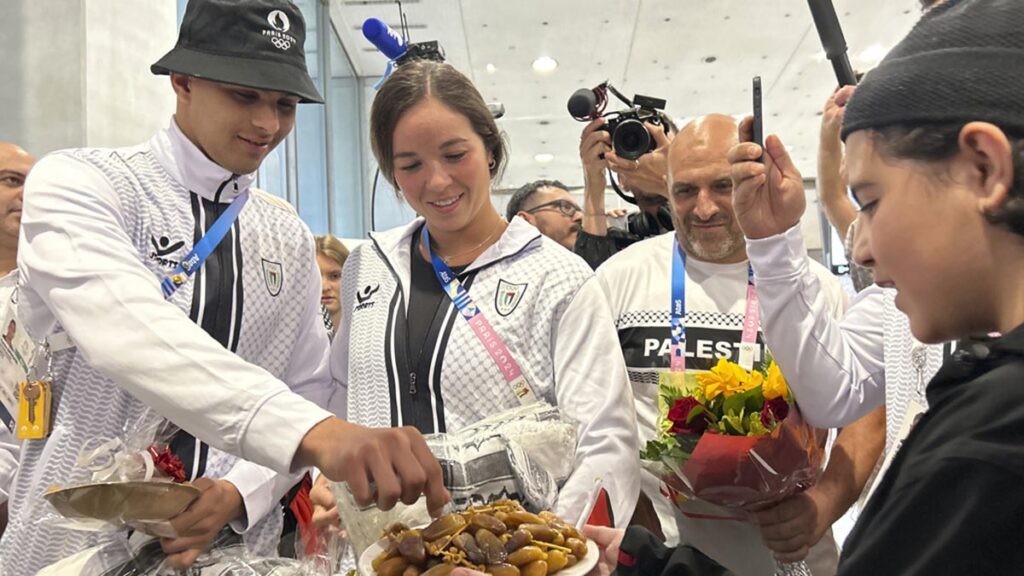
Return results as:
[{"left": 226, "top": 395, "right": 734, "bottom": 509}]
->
[{"left": 315, "top": 234, "right": 349, "bottom": 337}]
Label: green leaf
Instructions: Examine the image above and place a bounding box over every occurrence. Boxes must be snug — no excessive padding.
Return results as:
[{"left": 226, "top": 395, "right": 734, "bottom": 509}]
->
[
  {"left": 641, "top": 432, "right": 697, "bottom": 466},
  {"left": 686, "top": 405, "right": 708, "bottom": 424},
  {"left": 718, "top": 410, "right": 748, "bottom": 435},
  {"left": 746, "top": 412, "right": 769, "bottom": 436},
  {"left": 760, "top": 349, "right": 776, "bottom": 373},
  {"left": 722, "top": 390, "right": 748, "bottom": 415},
  {"left": 640, "top": 438, "right": 669, "bottom": 461},
  {"left": 677, "top": 434, "right": 700, "bottom": 454},
  {"left": 744, "top": 385, "right": 765, "bottom": 413}
]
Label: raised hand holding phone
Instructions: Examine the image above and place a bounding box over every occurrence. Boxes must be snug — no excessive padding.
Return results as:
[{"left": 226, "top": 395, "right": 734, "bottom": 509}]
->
[{"left": 728, "top": 82, "right": 806, "bottom": 242}]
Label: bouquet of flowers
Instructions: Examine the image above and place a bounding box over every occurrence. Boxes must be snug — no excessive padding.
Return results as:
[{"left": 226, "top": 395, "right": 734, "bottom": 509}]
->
[{"left": 641, "top": 356, "right": 827, "bottom": 575}]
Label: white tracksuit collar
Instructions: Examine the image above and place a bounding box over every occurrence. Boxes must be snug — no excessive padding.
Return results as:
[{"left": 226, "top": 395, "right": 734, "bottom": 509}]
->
[
  {"left": 150, "top": 117, "right": 255, "bottom": 202},
  {"left": 369, "top": 216, "right": 542, "bottom": 311},
  {"left": 370, "top": 215, "right": 543, "bottom": 273}
]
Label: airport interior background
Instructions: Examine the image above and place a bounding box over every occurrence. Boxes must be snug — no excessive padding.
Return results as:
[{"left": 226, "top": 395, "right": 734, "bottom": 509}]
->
[{"left": 0, "top": 0, "right": 921, "bottom": 276}]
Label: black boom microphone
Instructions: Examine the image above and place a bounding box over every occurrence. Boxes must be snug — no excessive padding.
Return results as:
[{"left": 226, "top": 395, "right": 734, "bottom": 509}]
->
[{"left": 807, "top": 0, "right": 858, "bottom": 87}]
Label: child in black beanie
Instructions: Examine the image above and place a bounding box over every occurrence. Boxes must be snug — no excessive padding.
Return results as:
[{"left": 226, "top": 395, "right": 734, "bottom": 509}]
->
[
  {"left": 730, "top": 0, "right": 1024, "bottom": 573},
  {"left": 835, "top": 1, "right": 1024, "bottom": 571}
]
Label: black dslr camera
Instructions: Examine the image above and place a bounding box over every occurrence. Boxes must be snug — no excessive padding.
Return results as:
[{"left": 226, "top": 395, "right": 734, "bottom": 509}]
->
[{"left": 568, "top": 83, "right": 667, "bottom": 161}]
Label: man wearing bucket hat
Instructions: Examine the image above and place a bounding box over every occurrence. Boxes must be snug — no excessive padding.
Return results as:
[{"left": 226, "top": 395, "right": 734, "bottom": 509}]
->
[{"left": 0, "top": 1, "right": 446, "bottom": 573}]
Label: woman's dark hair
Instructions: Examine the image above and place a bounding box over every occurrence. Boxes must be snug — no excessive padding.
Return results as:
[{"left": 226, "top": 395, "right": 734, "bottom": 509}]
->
[
  {"left": 869, "top": 123, "right": 1024, "bottom": 236},
  {"left": 370, "top": 60, "right": 508, "bottom": 189}
]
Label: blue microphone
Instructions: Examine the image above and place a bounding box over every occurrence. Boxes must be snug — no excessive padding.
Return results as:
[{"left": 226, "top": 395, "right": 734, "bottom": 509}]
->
[{"left": 362, "top": 18, "right": 407, "bottom": 61}]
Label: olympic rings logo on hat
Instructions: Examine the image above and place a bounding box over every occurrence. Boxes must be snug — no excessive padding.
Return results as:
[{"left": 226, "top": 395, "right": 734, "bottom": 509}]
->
[
  {"left": 271, "top": 37, "right": 292, "bottom": 51},
  {"left": 268, "top": 10, "right": 291, "bottom": 33}
]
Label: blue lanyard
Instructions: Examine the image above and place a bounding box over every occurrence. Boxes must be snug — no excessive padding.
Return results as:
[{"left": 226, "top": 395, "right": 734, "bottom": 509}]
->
[
  {"left": 420, "top": 225, "right": 536, "bottom": 404},
  {"left": 421, "top": 226, "right": 478, "bottom": 319},
  {"left": 160, "top": 190, "right": 250, "bottom": 299},
  {"left": 670, "top": 237, "right": 758, "bottom": 372},
  {"left": 670, "top": 239, "right": 688, "bottom": 372}
]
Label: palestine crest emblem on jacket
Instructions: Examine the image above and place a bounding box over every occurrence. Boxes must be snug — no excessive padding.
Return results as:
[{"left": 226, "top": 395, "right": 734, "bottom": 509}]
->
[
  {"left": 261, "top": 258, "right": 284, "bottom": 296},
  {"left": 495, "top": 279, "right": 527, "bottom": 317}
]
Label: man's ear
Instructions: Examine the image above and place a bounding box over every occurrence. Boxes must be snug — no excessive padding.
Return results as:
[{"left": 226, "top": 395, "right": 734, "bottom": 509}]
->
[
  {"left": 957, "top": 122, "right": 1014, "bottom": 216},
  {"left": 517, "top": 211, "right": 536, "bottom": 225},
  {"left": 170, "top": 73, "right": 193, "bottom": 103}
]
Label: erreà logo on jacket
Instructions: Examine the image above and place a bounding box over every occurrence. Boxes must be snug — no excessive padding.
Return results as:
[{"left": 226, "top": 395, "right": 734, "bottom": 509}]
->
[
  {"left": 355, "top": 284, "right": 380, "bottom": 311},
  {"left": 149, "top": 235, "right": 184, "bottom": 269}
]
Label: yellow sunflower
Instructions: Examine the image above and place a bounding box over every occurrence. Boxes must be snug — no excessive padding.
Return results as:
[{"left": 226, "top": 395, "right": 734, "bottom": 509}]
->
[
  {"left": 763, "top": 361, "right": 791, "bottom": 401},
  {"left": 698, "top": 357, "right": 756, "bottom": 400}
]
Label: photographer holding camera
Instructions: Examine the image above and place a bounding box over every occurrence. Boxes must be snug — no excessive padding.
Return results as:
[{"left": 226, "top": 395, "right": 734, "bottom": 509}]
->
[{"left": 571, "top": 85, "right": 677, "bottom": 269}]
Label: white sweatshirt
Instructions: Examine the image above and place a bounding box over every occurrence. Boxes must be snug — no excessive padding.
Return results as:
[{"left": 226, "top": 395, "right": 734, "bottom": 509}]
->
[
  {"left": 333, "top": 217, "right": 641, "bottom": 527},
  {"left": 2, "top": 119, "right": 336, "bottom": 574}
]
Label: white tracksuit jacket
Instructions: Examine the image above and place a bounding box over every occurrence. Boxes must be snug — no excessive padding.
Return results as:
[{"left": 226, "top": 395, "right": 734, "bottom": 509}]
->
[
  {"left": 1, "top": 119, "right": 336, "bottom": 574},
  {"left": 331, "top": 217, "right": 641, "bottom": 527}
]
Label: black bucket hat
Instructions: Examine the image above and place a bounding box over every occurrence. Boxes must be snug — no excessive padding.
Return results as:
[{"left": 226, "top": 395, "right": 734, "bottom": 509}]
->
[
  {"left": 842, "top": 0, "right": 1024, "bottom": 141},
  {"left": 152, "top": 0, "right": 323, "bottom": 103}
]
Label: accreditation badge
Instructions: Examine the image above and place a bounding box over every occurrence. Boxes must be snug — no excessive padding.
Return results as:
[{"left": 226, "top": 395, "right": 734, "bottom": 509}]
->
[
  {"left": 865, "top": 400, "right": 928, "bottom": 500},
  {"left": 0, "top": 287, "right": 34, "bottom": 432}
]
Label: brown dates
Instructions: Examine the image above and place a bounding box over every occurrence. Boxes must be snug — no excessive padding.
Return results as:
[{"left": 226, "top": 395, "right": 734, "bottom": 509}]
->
[
  {"left": 469, "top": 512, "right": 508, "bottom": 536},
  {"left": 475, "top": 528, "right": 508, "bottom": 565},
  {"left": 375, "top": 501, "right": 587, "bottom": 576},
  {"left": 452, "top": 532, "right": 487, "bottom": 565},
  {"left": 397, "top": 531, "right": 427, "bottom": 565},
  {"left": 421, "top": 513, "right": 468, "bottom": 541}
]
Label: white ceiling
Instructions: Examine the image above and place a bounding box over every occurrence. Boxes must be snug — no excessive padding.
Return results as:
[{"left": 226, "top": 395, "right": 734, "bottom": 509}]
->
[{"left": 329, "top": 0, "right": 922, "bottom": 191}]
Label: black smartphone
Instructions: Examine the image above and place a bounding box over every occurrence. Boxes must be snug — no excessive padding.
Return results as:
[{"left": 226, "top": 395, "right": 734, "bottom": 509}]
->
[{"left": 752, "top": 76, "right": 764, "bottom": 161}]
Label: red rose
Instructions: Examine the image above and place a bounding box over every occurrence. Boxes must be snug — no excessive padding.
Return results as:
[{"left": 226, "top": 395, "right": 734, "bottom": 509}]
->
[
  {"left": 668, "top": 397, "right": 709, "bottom": 435},
  {"left": 760, "top": 397, "right": 791, "bottom": 428}
]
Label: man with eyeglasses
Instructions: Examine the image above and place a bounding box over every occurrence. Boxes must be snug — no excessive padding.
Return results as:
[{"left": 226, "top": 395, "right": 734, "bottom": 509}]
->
[{"left": 506, "top": 179, "right": 583, "bottom": 251}]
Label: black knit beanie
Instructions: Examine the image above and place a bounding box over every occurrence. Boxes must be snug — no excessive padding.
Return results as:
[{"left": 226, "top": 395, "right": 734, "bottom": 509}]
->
[{"left": 842, "top": 0, "right": 1024, "bottom": 141}]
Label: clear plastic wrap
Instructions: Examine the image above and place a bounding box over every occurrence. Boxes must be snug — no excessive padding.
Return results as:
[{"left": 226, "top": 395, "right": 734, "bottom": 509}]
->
[
  {"left": 646, "top": 406, "right": 826, "bottom": 511},
  {"left": 332, "top": 402, "right": 578, "bottom": 561},
  {"left": 36, "top": 525, "right": 350, "bottom": 575},
  {"left": 38, "top": 409, "right": 200, "bottom": 537},
  {"left": 641, "top": 362, "right": 828, "bottom": 576}
]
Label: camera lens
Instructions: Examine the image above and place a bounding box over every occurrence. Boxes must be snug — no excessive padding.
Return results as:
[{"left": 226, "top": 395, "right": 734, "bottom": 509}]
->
[{"left": 612, "top": 119, "right": 652, "bottom": 161}]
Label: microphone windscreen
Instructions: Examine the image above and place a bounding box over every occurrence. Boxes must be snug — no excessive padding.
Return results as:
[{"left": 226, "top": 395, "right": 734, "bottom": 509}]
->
[
  {"left": 568, "top": 88, "right": 598, "bottom": 119},
  {"left": 362, "top": 18, "right": 407, "bottom": 60}
]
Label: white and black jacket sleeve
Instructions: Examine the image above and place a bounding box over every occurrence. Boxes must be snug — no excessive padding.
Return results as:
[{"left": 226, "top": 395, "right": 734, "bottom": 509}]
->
[
  {"left": 550, "top": 275, "right": 641, "bottom": 526},
  {"left": 17, "top": 153, "right": 333, "bottom": 475},
  {"left": 745, "top": 225, "right": 886, "bottom": 427}
]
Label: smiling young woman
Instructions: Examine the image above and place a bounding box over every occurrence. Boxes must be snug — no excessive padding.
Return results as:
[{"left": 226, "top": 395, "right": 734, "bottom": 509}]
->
[{"left": 326, "top": 60, "right": 641, "bottom": 528}]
